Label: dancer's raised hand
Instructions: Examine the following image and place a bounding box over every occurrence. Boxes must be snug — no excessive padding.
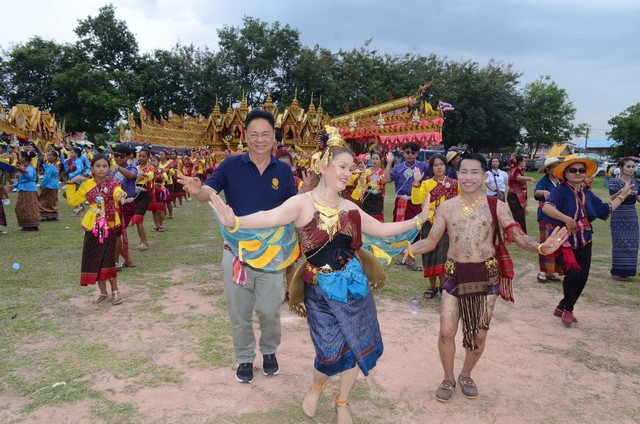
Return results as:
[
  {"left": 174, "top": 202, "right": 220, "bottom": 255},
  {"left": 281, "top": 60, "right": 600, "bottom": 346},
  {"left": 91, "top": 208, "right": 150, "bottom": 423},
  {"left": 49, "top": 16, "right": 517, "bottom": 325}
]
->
[{"left": 208, "top": 191, "right": 236, "bottom": 227}]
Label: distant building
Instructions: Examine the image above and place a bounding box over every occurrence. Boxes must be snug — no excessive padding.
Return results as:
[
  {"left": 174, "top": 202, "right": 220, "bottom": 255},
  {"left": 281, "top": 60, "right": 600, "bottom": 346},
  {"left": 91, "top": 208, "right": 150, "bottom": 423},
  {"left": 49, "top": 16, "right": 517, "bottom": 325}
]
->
[{"left": 574, "top": 138, "right": 616, "bottom": 159}]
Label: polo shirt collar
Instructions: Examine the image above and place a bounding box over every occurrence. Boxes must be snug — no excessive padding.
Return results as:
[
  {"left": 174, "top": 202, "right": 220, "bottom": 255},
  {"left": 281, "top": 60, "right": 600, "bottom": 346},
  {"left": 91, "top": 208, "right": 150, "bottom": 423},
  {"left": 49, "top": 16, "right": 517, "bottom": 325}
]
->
[{"left": 240, "top": 152, "right": 278, "bottom": 166}]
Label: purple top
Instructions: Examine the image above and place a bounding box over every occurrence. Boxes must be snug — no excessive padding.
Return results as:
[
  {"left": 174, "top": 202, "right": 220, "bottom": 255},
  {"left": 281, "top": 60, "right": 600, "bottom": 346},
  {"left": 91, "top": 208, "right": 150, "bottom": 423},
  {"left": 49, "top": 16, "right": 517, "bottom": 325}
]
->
[
  {"left": 390, "top": 161, "right": 429, "bottom": 196},
  {"left": 110, "top": 163, "right": 138, "bottom": 197}
]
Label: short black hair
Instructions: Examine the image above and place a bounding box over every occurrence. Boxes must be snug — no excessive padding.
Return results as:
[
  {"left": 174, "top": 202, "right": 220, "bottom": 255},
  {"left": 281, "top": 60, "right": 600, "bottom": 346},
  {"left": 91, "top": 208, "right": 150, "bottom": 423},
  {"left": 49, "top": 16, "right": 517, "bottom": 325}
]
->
[
  {"left": 459, "top": 152, "right": 487, "bottom": 172},
  {"left": 245, "top": 109, "right": 275, "bottom": 130},
  {"left": 403, "top": 142, "right": 420, "bottom": 152}
]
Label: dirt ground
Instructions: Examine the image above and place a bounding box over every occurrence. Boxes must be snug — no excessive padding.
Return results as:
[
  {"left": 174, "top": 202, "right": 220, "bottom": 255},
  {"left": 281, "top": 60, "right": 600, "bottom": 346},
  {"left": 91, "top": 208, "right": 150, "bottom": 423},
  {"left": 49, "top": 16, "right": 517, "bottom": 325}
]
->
[{"left": 2, "top": 264, "right": 639, "bottom": 423}]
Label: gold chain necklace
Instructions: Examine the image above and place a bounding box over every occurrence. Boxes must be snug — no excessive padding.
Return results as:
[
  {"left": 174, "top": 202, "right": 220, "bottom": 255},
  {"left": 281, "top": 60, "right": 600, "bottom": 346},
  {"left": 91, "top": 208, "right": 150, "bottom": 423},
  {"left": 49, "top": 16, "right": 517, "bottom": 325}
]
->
[
  {"left": 459, "top": 194, "right": 482, "bottom": 220},
  {"left": 311, "top": 192, "right": 341, "bottom": 240},
  {"left": 313, "top": 188, "right": 341, "bottom": 205}
]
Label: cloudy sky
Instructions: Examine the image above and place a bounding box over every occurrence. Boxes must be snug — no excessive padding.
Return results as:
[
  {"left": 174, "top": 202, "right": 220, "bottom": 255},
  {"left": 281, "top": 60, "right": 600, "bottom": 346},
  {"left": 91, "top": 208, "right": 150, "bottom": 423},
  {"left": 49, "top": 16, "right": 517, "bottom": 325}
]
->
[{"left": 2, "top": 0, "right": 639, "bottom": 140}]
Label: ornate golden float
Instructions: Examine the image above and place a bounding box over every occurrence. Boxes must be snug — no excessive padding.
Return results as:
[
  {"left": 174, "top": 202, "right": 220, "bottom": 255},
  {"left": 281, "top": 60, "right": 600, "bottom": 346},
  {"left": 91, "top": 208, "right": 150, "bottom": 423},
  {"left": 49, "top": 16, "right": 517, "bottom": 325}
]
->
[
  {"left": 121, "top": 84, "right": 445, "bottom": 153},
  {"left": 0, "top": 104, "right": 64, "bottom": 149}
]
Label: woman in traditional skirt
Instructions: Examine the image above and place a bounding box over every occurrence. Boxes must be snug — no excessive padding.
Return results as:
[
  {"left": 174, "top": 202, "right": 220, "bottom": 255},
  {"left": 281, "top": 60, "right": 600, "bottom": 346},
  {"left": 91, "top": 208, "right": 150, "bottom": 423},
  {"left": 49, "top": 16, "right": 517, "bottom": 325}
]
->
[
  {"left": 38, "top": 150, "right": 60, "bottom": 221},
  {"left": 14, "top": 151, "right": 40, "bottom": 231},
  {"left": 608, "top": 157, "right": 640, "bottom": 280},
  {"left": 0, "top": 142, "right": 12, "bottom": 205},
  {"left": 158, "top": 150, "right": 175, "bottom": 220},
  {"left": 132, "top": 149, "right": 154, "bottom": 250},
  {"left": 356, "top": 151, "right": 386, "bottom": 222},
  {"left": 148, "top": 155, "right": 170, "bottom": 232},
  {"left": 507, "top": 155, "right": 535, "bottom": 234},
  {"left": 207, "top": 130, "right": 429, "bottom": 423},
  {"left": 533, "top": 157, "right": 564, "bottom": 283},
  {"left": 169, "top": 150, "right": 184, "bottom": 207},
  {"left": 67, "top": 154, "right": 126, "bottom": 305},
  {"left": 411, "top": 153, "right": 460, "bottom": 298}
]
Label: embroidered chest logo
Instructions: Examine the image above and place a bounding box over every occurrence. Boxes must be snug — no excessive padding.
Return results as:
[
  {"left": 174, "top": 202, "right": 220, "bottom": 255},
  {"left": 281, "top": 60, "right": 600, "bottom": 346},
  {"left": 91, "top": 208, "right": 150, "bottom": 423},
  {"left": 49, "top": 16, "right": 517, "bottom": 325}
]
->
[{"left": 272, "top": 178, "right": 279, "bottom": 190}]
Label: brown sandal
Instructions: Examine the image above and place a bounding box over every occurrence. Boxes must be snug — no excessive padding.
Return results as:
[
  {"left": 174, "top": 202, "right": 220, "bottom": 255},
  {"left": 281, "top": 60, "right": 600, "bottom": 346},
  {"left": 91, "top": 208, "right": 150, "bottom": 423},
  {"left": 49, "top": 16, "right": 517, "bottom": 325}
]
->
[
  {"left": 457, "top": 375, "right": 478, "bottom": 398},
  {"left": 435, "top": 379, "right": 456, "bottom": 402}
]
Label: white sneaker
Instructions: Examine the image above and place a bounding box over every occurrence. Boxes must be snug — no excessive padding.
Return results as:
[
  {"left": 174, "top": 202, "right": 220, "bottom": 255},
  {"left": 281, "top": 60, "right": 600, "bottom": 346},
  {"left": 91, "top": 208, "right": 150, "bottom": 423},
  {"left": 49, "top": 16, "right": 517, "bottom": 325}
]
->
[{"left": 2, "top": 199, "right": 10, "bottom": 205}]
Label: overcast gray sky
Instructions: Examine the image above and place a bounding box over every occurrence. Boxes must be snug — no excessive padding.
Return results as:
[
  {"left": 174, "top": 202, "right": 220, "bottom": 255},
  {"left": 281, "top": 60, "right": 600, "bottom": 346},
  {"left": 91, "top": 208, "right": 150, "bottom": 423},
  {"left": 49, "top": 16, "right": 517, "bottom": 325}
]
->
[{"left": 2, "top": 0, "right": 639, "bottom": 140}]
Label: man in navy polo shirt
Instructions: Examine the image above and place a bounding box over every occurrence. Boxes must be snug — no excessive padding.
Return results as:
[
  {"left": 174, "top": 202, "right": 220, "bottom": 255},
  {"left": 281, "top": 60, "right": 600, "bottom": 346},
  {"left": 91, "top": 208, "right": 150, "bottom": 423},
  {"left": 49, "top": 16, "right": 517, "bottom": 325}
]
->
[{"left": 179, "top": 109, "right": 296, "bottom": 384}]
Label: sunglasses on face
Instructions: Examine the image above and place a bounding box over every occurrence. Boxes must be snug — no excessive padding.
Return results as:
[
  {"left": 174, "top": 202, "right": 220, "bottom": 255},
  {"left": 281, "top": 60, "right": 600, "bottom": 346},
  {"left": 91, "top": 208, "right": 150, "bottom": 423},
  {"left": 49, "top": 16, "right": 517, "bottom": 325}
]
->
[
  {"left": 404, "top": 150, "right": 418, "bottom": 155},
  {"left": 566, "top": 167, "right": 586, "bottom": 174}
]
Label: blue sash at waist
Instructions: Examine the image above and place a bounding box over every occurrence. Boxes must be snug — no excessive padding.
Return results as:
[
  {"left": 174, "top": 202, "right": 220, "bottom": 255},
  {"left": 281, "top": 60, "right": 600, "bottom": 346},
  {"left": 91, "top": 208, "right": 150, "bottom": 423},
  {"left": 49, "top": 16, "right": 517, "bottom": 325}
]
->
[{"left": 316, "top": 259, "right": 369, "bottom": 303}]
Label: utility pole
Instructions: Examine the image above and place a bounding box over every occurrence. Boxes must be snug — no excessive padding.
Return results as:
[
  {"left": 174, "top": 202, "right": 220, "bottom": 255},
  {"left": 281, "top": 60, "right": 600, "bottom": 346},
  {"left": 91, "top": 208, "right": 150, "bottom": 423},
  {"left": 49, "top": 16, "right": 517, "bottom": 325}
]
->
[{"left": 584, "top": 125, "right": 590, "bottom": 154}]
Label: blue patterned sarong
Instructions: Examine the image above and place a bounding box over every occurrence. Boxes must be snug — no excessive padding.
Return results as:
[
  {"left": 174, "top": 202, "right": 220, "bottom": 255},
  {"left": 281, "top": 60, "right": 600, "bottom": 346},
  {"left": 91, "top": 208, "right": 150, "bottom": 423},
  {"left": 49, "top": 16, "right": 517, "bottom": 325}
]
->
[{"left": 304, "top": 280, "right": 383, "bottom": 377}]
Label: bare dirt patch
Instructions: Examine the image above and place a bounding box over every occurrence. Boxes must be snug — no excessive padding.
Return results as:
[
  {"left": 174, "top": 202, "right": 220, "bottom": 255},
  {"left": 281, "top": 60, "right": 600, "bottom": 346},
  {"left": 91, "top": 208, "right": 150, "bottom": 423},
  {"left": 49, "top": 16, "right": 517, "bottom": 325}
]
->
[{"left": 3, "top": 267, "right": 640, "bottom": 423}]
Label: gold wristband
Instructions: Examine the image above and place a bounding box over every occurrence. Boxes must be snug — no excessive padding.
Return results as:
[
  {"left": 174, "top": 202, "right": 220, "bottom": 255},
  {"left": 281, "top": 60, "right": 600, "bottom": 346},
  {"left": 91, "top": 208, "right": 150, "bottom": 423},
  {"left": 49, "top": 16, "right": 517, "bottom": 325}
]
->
[
  {"left": 537, "top": 243, "right": 545, "bottom": 255},
  {"left": 226, "top": 216, "right": 240, "bottom": 233},
  {"left": 415, "top": 216, "right": 423, "bottom": 230}
]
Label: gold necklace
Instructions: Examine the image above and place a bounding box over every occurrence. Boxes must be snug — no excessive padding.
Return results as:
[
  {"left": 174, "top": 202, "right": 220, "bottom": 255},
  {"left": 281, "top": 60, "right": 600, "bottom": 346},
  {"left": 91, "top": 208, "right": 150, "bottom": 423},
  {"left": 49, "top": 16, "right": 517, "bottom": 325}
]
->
[
  {"left": 459, "top": 194, "right": 482, "bottom": 220},
  {"left": 311, "top": 192, "right": 341, "bottom": 240},
  {"left": 313, "top": 188, "right": 340, "bottom": 205}
]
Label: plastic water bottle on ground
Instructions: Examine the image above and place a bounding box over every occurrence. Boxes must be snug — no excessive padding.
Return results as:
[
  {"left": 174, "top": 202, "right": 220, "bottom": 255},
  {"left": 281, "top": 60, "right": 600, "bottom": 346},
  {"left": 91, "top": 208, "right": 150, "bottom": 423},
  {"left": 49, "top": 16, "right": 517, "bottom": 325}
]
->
[
  {"left": 12, "top": 262, "right": 21, "bottom": 270},
  {"left": 411, "top": 297, "right": 419, "bottom": 316}
]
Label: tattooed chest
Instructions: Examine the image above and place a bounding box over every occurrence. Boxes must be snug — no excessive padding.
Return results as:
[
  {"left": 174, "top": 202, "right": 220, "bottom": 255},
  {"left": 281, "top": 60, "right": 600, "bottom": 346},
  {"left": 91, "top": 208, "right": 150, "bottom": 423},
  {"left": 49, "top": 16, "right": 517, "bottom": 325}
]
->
[{"left": 450, "top": 208, "right": 494, "bottom": 259}]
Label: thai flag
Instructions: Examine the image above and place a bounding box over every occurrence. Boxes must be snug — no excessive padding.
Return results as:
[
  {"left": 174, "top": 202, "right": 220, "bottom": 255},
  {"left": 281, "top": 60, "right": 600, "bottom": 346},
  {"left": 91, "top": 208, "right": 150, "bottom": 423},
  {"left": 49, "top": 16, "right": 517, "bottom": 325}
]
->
[{"left": 439, "top": 101, "right": 454, "bottom": 112}]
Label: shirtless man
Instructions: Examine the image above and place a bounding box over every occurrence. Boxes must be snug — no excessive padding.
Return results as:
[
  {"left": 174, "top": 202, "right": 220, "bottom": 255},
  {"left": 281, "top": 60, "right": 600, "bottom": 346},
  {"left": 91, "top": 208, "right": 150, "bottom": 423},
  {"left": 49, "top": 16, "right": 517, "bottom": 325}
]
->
[{"left": 405, "top": 153, "right": 568, "bottom": 402}]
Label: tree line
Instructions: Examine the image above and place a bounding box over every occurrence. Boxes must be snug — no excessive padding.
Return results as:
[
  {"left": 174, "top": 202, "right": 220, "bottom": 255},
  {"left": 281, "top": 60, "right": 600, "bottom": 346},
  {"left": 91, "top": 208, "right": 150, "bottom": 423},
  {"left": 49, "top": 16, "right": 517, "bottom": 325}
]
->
[{"left": 0, "top": 4, "right": 636, "bottom": 155}]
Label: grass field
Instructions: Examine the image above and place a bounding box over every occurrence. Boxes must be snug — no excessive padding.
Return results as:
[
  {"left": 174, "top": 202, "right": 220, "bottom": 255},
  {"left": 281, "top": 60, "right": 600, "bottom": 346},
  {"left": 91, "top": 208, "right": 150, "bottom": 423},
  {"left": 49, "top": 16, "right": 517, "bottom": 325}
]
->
[{"left": 1, "top": 173, "right": 638, "bottom": 423}]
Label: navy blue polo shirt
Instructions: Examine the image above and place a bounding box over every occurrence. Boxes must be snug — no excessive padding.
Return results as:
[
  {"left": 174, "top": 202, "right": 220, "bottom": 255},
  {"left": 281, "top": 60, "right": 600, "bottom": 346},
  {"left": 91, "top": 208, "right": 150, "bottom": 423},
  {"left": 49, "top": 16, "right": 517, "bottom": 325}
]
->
[{"left": 204, "top": 153, "right": 296, "bottom": 216}]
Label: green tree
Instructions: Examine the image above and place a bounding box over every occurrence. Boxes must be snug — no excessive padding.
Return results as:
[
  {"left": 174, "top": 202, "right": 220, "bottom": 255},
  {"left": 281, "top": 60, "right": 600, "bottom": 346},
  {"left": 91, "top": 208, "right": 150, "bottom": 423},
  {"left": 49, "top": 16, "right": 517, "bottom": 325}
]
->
[
  {"left": 53, "top": 4, "right": 140, "bottom": 141},
  {"left": 216, "top": 16, "right": 302, "bottom": 106},
  {"left": 520, "top": 75, "right": 576, "bottom": 158},
  {"left": 435, "top": 60, "right": 522, "bottom": 152},
  {"left": 74, "top": 3, "right": 138, "bottom": 73},
  {"left": 608, "top": 103, "right": 640, "bottom": 157},
  {"left": 4, "top": 37, "right": 63, "bottom": 109}
]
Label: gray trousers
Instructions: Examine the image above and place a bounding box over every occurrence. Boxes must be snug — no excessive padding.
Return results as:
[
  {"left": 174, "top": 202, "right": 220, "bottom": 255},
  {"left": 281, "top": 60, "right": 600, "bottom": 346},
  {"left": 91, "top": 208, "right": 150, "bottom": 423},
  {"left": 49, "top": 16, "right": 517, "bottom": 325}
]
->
[{"left": 221, "top": 249, "right": 285, "bottom": 364}]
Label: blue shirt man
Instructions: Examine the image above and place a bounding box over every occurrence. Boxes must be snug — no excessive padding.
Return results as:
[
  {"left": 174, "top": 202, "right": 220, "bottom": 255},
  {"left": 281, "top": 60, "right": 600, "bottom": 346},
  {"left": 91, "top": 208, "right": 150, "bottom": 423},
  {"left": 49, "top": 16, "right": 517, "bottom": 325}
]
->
[{"left": 181, "top": 109, "right": 295, "bottom": 384}]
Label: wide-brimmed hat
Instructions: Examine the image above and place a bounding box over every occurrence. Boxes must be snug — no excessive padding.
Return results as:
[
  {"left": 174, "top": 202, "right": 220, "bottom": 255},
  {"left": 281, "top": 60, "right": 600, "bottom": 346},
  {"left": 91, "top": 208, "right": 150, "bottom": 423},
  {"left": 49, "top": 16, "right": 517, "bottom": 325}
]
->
[
  {"left": 538, "top": 156, "right": 562, "bottom": 173},
  {"left": 552, "top": 154, "right": 598, "bottom": 179},
  {"left": 446, "top": 151, "right": 460, "bottom": 164}
]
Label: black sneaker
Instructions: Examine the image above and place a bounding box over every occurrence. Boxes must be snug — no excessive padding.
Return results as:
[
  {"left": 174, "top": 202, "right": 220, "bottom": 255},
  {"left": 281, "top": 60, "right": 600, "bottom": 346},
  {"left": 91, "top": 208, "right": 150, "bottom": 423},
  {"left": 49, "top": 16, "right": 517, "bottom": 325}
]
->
[
  {"left": 236, "top": 363, "right": 254, "bottom": 383},
  {"left": 262, "top": 354, "right": 280, "bottom": 376}
]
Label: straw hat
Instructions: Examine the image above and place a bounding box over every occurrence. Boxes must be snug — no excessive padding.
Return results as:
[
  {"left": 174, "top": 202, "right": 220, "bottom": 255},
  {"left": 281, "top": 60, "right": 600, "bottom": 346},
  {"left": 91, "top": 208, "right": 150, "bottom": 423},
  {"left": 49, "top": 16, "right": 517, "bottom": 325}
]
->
[
  {"left": 537, "top": 156, "right": 562, "bottom": 173},
  {"left": 552, "top": 154, "right": 598, "bottom": 179},
  {"left": 446, "top": 151, "right": 460, "bottom": 164}
]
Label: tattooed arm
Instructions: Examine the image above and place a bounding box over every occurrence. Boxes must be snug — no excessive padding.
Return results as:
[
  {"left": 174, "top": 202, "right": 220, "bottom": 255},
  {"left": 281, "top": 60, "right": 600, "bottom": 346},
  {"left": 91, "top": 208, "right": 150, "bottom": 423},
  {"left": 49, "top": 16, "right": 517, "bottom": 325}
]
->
[
  {"left": 408, "top": 208, "right": 447, "bottom": 256},
  {"left": 497, "top": 200, "right": 568, "bottom": 255}
]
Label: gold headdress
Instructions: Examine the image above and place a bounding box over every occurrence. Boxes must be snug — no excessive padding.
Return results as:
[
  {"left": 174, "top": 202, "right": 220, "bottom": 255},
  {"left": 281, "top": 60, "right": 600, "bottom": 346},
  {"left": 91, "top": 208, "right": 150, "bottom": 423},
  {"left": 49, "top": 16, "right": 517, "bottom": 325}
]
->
[{"left": 311, "top": 126, "right": 349, "bottom": 174}]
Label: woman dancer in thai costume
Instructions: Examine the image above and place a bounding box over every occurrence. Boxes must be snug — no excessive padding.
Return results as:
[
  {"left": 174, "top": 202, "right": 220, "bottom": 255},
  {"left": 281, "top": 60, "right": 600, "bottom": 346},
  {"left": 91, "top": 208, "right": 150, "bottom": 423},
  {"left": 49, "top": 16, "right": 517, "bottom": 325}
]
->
[
  {"left": 169, "top": 150, "right": 184, "bottom": 208},
  {"left": 38, "top": 150, "right": 60, "bottom": 221},
  {"left": 353, "top": 151, "right": 386, "bottom": 221},
  {"left": 208, "top": 128, "right": 430, "bottom": 424},
  {"left": 411, "top": 153, "right": 460, "bottom": 298},
  {"left": 132, "top": 149, "right": 154, "bottom": 250},
  {"left": 608, "top": 157, "right": 640, "bottom": 280},
  {"left": 148, "top": 155, "right": 170, "bottom": 232},
  {"left": 14, "top": 151, "right": 40, "bottom": 231},
  {"left": 507, "top": 155, "right": 535, "bottom": 233},
  {"left": 534, "top": 157, "right": 564, "bottom": 283},
  {"left": 158, "top": 150, "right": 175, "bottom": 220},
  {"left": 67, "top": 154, "right": 127, "bottom": 305}
]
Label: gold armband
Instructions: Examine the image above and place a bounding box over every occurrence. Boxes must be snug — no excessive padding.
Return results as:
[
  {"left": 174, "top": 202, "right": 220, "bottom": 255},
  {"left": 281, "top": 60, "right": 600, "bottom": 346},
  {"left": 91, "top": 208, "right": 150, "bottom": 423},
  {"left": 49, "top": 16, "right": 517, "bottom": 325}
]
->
[
  {"left": 415, "top": 216, "right": 424, "bottom": 230},
  {"left": 407, "top": 243, "right": 415, "bottom": 259},
  {"left": 226, "top": 216, "right": 240, "bottom": 233}
]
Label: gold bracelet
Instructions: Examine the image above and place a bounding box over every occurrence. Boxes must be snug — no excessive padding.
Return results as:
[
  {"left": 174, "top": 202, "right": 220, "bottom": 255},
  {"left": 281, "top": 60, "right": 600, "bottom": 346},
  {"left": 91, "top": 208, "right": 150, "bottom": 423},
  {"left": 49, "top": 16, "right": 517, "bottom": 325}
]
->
[
  {"left": 537, "top": 243, "right": 545, "bottom": 255},
  {"left": 415, "top": 216, "right": 423, "bottom": 230},
  {"left": 226, "top": 216, "right": 240, "bottom": 233},
  {"left": 407, "top": 243, "right": 415, "bottom": 259}
]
